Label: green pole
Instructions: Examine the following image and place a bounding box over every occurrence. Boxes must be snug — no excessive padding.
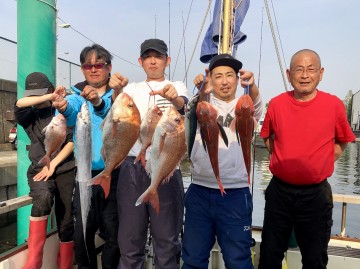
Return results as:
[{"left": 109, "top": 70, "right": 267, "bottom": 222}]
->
[{"left": 17, "top": 0, "right": 56, "bottom": 245}]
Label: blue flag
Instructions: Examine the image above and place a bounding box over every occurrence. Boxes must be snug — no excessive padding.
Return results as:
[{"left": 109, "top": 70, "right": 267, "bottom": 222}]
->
[{"left": 200, "top": 0, "right": 250, "bottom": 63}]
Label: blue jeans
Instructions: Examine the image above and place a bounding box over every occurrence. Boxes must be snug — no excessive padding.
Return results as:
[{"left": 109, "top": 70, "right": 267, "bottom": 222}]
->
[{"left": 182, "top": 184, "right": 253, "bottom": 269}]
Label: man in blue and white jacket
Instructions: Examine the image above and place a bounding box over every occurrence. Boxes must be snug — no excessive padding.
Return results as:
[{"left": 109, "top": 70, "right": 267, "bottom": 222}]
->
[{"left": 53, "top": 44, "right": 128, "bottom": 269}]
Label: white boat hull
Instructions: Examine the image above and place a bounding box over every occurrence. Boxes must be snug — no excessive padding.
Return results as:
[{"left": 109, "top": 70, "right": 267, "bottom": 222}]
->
[{"left": 2, "top": 230, "right": 359, "bottom": 269}]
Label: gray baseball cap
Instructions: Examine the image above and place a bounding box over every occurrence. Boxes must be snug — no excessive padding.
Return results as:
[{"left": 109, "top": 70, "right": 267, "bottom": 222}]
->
[{"left": 24, "top": 72, "right": 53, "bottom": 97}]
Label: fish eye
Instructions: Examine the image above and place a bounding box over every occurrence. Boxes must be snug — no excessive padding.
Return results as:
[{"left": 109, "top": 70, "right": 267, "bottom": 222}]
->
[{"left": 128, "top": 103, "right": 133, "bottom": 108}]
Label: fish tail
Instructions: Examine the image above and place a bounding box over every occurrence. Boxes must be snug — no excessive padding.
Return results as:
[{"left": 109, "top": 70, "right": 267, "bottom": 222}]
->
[
  {"left": 217, "top": 177, "right": 226, "bottom": 196},
  {"left": 134, "top": 152, "right": 146, "bottom": 168},
  {"left": 135, "top": 188, "right": 160, "bottom": 214},
  {"left": 89, "top": 173, "right": 111, "bottom": 199},
  {"left": 38, "top": 155, "right": 50, "bottom": 167}
]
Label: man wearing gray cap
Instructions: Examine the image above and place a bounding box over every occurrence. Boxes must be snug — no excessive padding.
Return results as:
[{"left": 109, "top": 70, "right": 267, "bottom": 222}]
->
[
  {"left": 182, "top": 54, "right": 263, "bottom": 269},
  {"left": 110, "top": 38, "right": 188, "bottom": 269}
]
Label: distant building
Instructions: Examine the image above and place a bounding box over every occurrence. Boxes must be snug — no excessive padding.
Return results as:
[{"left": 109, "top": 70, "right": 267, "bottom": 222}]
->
[{"left": 351, "top": 90, "right": 360, "bottom": 131}]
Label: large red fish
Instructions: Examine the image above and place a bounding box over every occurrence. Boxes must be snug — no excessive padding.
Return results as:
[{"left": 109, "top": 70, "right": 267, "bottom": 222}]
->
[
  {"left": 234, "top": 95, "right": 255, "bottom": 184},
  {"left": 196, "top": 101, "right": 228, "bottom": 195},
  {"left": 135, "top": 106, "right": 186, "bottom": 214},
  {"left": 91, "top": 93, "right": 141, "bottom": 198}
]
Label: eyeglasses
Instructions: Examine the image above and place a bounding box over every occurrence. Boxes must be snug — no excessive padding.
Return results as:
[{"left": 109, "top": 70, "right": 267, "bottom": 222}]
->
[
  {"left": 82, "top": 62, "right": 108, "bottom": 70},
  {"left": 292, "top": 67, "right": 319, "bottom": 75}
]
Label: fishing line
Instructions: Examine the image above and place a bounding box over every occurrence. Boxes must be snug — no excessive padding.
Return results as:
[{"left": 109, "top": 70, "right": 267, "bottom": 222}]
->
[
  {"left": 244, "top": 79, "right": 250, "bottom": 95},
  {"left": 242, "top": 79, "right": 256, "bottom": 198},
  {"left": 145, "top": 81, "right": 156, "bottom": 108}
]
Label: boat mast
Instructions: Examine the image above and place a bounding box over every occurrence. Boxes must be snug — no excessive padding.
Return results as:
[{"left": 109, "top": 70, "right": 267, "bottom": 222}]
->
[{"left": 219, "top": 0, "right": 233, "bottom": 55}]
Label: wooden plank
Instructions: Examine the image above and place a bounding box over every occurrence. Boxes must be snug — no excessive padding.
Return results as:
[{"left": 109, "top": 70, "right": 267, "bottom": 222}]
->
[
  {"left": 0, "top": 195, "right": 32, "bottom": 214},
  {"left": 333, "top": 194, "right": 360, "bottom": 205}
]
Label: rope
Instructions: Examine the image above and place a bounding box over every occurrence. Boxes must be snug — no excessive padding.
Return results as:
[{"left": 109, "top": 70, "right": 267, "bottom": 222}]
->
[
  {"left": 257, "top": 7, "right": 264, "bottom": 88},
  {"left": 171, "top": 0, "right": 194, "bottom": 81},
  {"left": 182, "top": 12, "right": 188, "bottom": 86},
  {"left": 264, "top": 0, "right": 288, "bottom": 91},
  {"left": 183, "top": 0, "right": 213, "bottom": 82},
  {"left": 270, "top": 0, "right": 289, "bottom": 90}
]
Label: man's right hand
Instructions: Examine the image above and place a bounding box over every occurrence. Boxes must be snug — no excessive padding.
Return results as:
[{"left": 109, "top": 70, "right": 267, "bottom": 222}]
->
[
  {"left": 109, "top": 72, "right": 129, "bottom": 101},
  {"left": 194, "top": 68, "right": 212, "bottom": 101},
  {"left": 52, "top": 86, "right": 68, "bottom": 113}
]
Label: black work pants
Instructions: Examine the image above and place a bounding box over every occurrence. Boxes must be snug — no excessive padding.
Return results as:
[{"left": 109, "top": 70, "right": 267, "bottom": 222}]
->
[
  {"left": 73, "top": 169, "right": 120, "bottom": 269},
  {"left": 28, "top": 169, "right": 75, "bottom": 242},
  {"left": 259, "top": 176, "right": 333, "bottom": 269}
]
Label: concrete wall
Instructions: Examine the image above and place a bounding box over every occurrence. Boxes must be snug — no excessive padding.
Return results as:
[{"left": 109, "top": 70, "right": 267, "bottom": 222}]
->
[
  {"left": 0, "top": 166, "right": 17, "bottom": 201},
  {"left": 0, "top": 79, "right": 17, "bottom": 145}
]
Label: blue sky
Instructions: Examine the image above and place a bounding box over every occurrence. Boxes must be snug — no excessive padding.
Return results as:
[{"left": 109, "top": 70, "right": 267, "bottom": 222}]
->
[{"left": 1, "top": 0, "right": 360, "bottom": 104}]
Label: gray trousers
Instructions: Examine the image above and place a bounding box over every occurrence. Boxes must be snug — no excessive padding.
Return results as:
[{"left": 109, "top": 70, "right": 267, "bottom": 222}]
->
[{"left": 117, "top": 157, "right": 184, "bottom": 269}]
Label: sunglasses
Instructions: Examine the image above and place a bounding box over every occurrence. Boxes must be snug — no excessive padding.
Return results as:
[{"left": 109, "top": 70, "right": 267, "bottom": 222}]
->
[{"left": 82, "top": 62, "right": 108, "bottom": 70}]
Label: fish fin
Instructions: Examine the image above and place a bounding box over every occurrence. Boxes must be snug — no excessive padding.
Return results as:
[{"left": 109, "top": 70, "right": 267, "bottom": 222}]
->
[
  {"left": 162, "top": 168, "right": 176, "bottom": 184},
  {"left": 229, "top": 118, "right": 236, "bottom": 133},
  {"left": 111, "top": 124, "right": 117, "bottom": 139},
  {"left": 38, "top": 155, "right": 50, "bottom": 167},
  {"left": 89, "top": 173, "right": 111, "bottom": 199},
  {"left": 135, "top": 188, "right": 160, "bottom": 215},
  {"left": 217, "top": 122, "right": 229, "bottom": 147},
  {"left": 199, "top": 128, "right": 208, "bottom": 152},
  {"left": 235, "top": 120, "right": 241, "bottom": 145},
  {"left": 217, "top": 177, "right": 226, "bottom": 196},
  {"left": 101, "top": 147, "right": 106, "bottom": 162},
  {"left": 134, "top": 153, "right": 141, "bottom": 164},
  {"left": 135, "top": 149, "right": 147, "bottom": 168},
  {"left": 253, "top": 118, "right": 257, "bottom": 133},
  {"left": 99, "top": 118, "right": 105, "bottom": 130},
  {"left": 187, "top": 108, "right": 198, "bottom": 159},
  {"left": 140, "top": 154, "right": 147, "bottom": 168},
  {"left": 41, "top": 125, "right": 48, "bottom": 135},
  {"left": 158, "top": 133, "right": 166, "bottom": 157}
]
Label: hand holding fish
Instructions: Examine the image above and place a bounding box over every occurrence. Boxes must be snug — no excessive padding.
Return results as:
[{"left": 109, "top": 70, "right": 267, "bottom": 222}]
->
[
  {"left": 109, "top": 72, "right": 129, "bottom": 89},
  {"left": 239, "top": 69, "right": 260, "bottom": 99},
  {"left": 52, "top": 86, "right": 68, "bottom": 113},
  {"left": 194, "top": 68, "right": 212, "bottom": 101},
  {"left": 80, "top": 85, "right": 102, "bottom": 106},
  {"left": 149, "top": 84, "right": 178, "bottom": 101},
  {"left": 109, "top": 72, "right": 129, "bottom": 100},
  {"left": 149, "top": 85, "right": 185, "bottom": 110},
  {"left": 33, "top": 164, "right": 55, "bottom": 181}
]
